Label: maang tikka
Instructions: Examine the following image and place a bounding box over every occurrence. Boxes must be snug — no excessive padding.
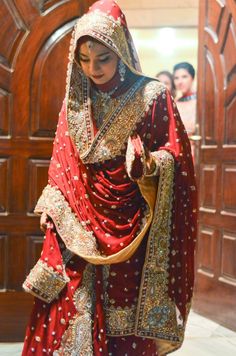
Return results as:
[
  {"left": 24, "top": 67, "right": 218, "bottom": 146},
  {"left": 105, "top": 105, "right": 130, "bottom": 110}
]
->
[{"left": 118, "top": 60, "right": 126, "bottom": 82}]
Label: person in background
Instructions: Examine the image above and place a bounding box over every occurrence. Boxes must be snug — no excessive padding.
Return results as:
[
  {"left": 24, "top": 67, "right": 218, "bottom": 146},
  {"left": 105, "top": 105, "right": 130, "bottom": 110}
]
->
[
  {"left": 156, "top": 70, "right": 176, "bottom": 98},
  {"left": 173, "top": 62, "right": 197, "bottom": 137}
]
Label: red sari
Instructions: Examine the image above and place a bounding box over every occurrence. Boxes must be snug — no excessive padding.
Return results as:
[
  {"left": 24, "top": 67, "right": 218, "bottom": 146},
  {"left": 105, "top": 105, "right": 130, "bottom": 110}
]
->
[{"left": 22, "top": 1, "right": 197, "bottom": 355}]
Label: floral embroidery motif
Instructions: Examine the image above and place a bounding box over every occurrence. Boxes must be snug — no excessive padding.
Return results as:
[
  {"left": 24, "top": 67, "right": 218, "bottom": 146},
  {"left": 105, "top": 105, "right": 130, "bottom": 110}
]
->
[
  {"left": 54, "top": 264, "right": 95, "bottom": 356},
  {"left": 105, "top": 305, "right": 136, "bottom": 336},
  {"left": 23, "top": 260, "right": 69, "bottom": 303}
]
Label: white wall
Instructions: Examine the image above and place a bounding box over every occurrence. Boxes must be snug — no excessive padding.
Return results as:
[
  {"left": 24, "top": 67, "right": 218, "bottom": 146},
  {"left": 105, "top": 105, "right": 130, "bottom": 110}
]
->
[{"left": 116, "top": 0, "right": 198, "bottom": 27}]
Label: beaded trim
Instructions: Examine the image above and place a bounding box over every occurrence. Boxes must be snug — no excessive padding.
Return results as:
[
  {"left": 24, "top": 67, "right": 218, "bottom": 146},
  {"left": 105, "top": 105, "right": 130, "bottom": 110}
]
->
[
  {"left": 34, "top": 185, "right": 101, "bottom": 257},
  {"left": 23, "top": 260, "right": 69, "bottom": 303},
  {"left": 68, "top": 79, "right": 166, "bottom": 164},
  {"left": 135, "top": 151, "right": 184, "bottom": 353},
  {"left": 54, "top": 264, "right": 95, "bottom": 355}
]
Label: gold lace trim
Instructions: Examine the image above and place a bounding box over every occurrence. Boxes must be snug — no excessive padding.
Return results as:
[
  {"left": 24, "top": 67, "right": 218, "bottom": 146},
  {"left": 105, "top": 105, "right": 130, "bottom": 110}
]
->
[
  {"left": 23, "top": 260, "right": 69, "bottom": 303},
  {"left": 54, "top": 264, "right": 95, "bottom": 356},
  {"left": 35, "top": 185, "right": 100, "bottom": 257},
  {"left": 68, "top": 80, "right": 166, "bottom": 164},
  {"left": 135, "top": 151, "right": 184, "bottom": 354}
]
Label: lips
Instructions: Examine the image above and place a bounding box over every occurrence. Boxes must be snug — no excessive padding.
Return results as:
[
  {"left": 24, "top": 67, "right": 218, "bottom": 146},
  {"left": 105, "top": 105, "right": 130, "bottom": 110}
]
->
[{"left": 92, "top": 74, "right": 104, "bottom": 79}]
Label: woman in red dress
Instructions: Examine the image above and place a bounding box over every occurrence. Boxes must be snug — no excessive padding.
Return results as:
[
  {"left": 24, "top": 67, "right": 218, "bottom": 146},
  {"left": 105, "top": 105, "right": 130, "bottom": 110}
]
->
[{"left": 22, "top": 1, "right": 197, "bottom": 355}]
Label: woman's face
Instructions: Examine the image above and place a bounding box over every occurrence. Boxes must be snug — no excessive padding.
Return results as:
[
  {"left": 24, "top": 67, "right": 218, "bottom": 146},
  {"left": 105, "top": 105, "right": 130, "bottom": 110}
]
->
[
  {"left": 157, "top": 74, "right": 172, "bottom": 92},
  {"left": 78, "top": 40, "right": 119, "bottom": 85},
  {"left": 173, "top": 68, "right": 194, "bottom": 95}
]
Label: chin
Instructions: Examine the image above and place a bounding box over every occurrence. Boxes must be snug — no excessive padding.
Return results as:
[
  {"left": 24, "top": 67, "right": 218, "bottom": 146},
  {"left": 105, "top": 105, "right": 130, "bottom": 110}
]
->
[{"left": 91, "top": 76, "right": 108, "bottom": 85}]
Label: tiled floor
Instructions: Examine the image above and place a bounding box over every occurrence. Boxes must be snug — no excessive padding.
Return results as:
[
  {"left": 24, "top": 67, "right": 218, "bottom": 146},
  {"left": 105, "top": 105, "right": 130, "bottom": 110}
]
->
[
  {"left": 0, "top": 311, "right": 236, "bottom": 355},
  {"left": 173, "top": 310, "right": 236, "bottom": 355}
]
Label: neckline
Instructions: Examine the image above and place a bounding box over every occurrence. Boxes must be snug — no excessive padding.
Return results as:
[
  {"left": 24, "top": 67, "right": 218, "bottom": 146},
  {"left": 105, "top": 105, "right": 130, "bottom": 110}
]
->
[{"left": 178, "top": 92, "right": 196, "bottom": 102}]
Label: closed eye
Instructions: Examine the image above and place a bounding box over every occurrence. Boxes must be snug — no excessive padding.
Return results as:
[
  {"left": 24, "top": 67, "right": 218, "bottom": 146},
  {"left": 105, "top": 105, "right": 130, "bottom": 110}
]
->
[
  {"left": 99, "top": 56, "right": 110, "bottom": 63},
  {"left": 79, "top": 57, "right": 89, "bottom": 63}
]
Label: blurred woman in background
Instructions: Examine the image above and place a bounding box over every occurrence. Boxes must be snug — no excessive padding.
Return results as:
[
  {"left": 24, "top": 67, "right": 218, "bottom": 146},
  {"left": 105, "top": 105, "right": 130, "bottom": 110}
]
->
[
  {"left": 173, "top": 62, "right": 196, "bottom": 137},
  {"left": 156, "top": 70, "right": 176, "bottom": 98}
]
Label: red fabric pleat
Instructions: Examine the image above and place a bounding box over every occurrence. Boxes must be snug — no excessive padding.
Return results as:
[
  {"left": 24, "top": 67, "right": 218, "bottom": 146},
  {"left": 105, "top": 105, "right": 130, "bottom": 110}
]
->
[{"left": 93, "top": 266, "right": 108, "bottom": 356}]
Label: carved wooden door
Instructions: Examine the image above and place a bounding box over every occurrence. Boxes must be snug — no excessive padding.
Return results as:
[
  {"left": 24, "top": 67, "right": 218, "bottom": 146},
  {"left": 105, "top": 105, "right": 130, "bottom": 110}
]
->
[
  {"left": 0, "top": 0, "right": 94, "bottom": 341},
  {"left": 194, "top": 0, "right": 236, "bottom": 330}
]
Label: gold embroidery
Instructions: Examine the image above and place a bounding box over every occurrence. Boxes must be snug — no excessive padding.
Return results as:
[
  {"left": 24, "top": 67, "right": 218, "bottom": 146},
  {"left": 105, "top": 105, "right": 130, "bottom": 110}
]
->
[
  {"left": 35, "top": 185, "right": 101, "bottom": 257},
  {"left": 102, "top": 265, "right": 136, "bottom": 336},
  {"left": 34, "top": 184, "right": 154, "bottom": 266},
  {"left": 69, "top": 80, "right": 165, "bottom": 163},
  {"left": 64, "top": 9, "right": 140, "bottom": 157},
  {"left": 105, "top": 305, "right": 136, "bottom": 336},
  {"left": 74, "top": 11, "right": 132, "bottom": 65},
  {"left": 23, "top": 260, "right": 69, "bottom": 303},
  {"left": 135, "top": 151, "right": 184, "bottom": 354},
  {"left": 54, "top": 264, "right": 95, "bottom": 356}
]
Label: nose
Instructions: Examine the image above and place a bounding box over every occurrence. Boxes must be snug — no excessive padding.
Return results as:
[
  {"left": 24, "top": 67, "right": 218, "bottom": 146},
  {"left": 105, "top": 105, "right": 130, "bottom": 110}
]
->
[{"left": 89, "top": 60, "right": 100, "bottom": 74}]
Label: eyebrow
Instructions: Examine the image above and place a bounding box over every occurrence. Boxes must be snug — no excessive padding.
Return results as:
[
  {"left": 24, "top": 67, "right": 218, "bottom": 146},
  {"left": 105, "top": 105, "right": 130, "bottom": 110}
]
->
[{"left": 79, "top": 51, "right": 111, "bottom": 58}]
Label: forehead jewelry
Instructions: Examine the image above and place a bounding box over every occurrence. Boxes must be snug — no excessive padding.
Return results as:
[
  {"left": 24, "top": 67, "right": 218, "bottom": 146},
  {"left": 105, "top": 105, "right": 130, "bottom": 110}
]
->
[{"left": 86, "top": 40, "right": 95, "bottom": 53}]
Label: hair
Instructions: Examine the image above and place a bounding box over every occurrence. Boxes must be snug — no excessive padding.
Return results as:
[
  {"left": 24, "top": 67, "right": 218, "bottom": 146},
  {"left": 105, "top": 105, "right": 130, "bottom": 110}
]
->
[
  {"left": 76, "top": 35, "right": 105, "bottom": 62},
  {"left": 156, "top": 70, "right": 176, "bottom": 97},
  {"left": 173, "top": 62, "right": 195, "bottom": 79},
  {"left": 77, "top": 35, "right": 101, "bottom": 47}
]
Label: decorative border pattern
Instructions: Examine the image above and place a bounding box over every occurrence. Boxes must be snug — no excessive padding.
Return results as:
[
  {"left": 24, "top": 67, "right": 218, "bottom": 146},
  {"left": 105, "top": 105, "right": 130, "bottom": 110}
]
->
[
  {"left": 23, "top": 260, "right": 69, "bottom": 303},
  {"left": 54, "top": 264, "right": 95, "bottom": 355},
  {"left": 105, "top": 305, "right": 136, "bottom": 336},
  {"left": 68, "top": 79, "right": 165, "bottom": 164},
  {"left": 135, "top": 151, "right": 184, "bottom": 354},
  {"left": 35, "top": 184, "right": 153, "bottom": 265},
  {"left": 102, "top": 265, "right": 136, "bottom": 336},
  {"left": 35, "top": 185, "right": 101, "bottom": 257}
]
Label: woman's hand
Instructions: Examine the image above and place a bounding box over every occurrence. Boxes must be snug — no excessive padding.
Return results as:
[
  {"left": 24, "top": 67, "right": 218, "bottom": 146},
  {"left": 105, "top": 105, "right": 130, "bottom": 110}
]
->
[{"left": 40, "top": 212, "right": 49, "bottom": 233}]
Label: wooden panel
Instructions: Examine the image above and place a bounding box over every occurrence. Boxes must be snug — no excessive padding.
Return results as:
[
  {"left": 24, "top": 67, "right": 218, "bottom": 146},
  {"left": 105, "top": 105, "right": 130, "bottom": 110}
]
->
[
  {"left": 221, "top": 16, "right": 236, "bottom": 82},
  {"left": 219, "top": 231, "right": 236, "bottom": 285},
  {"left": 30, "top": 21, "right": 74, "bottom": 137},
  {"left": 0, "top": 0, "right": 27, "bottom": 69},
  {"left": 26, "top": 235, "right": 43, "bottom": 272},
  {"left": 27, "top": 159, "right": 50, "bottom": 213},
  {"left": 203, "top": 50, "right": 217, "bottom": 145},
  {"left": 0, "top": 292, "right": 33, "bottom": 342},
  {"left": 221, "top": 164, "right": 236, "bottom": 216},
  {"left": 199, "top": 164, "right": 217, "bottom": 211},
  {"left": 195, "top": 0, "right": 236, "bottom": 330},
  {"left": 34, "top": 0, "right": 70, "bottom": 14},
  {"left": 224, "top": 96, "right": 236, "bottom": 145},
  {"left": 0, "top": 235, "right": 8, "bottom": 290},
  {"left": 0, "top": 88, "right": 12, "bottom": 137},
  {"left": 0, "top": 157, "right": 10, "bottom": 214},
  {"left": 7, "top": 235, "right": 27, "bottom": 290},
  {"left": 206, "top": 0, "right": 224, "bottom": 35},
  {"left": 221, "top": 16, "right": 236, "bottom": 114},
  {"left": 197, "top": 226, "right": 215, "bottom": 277}
]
